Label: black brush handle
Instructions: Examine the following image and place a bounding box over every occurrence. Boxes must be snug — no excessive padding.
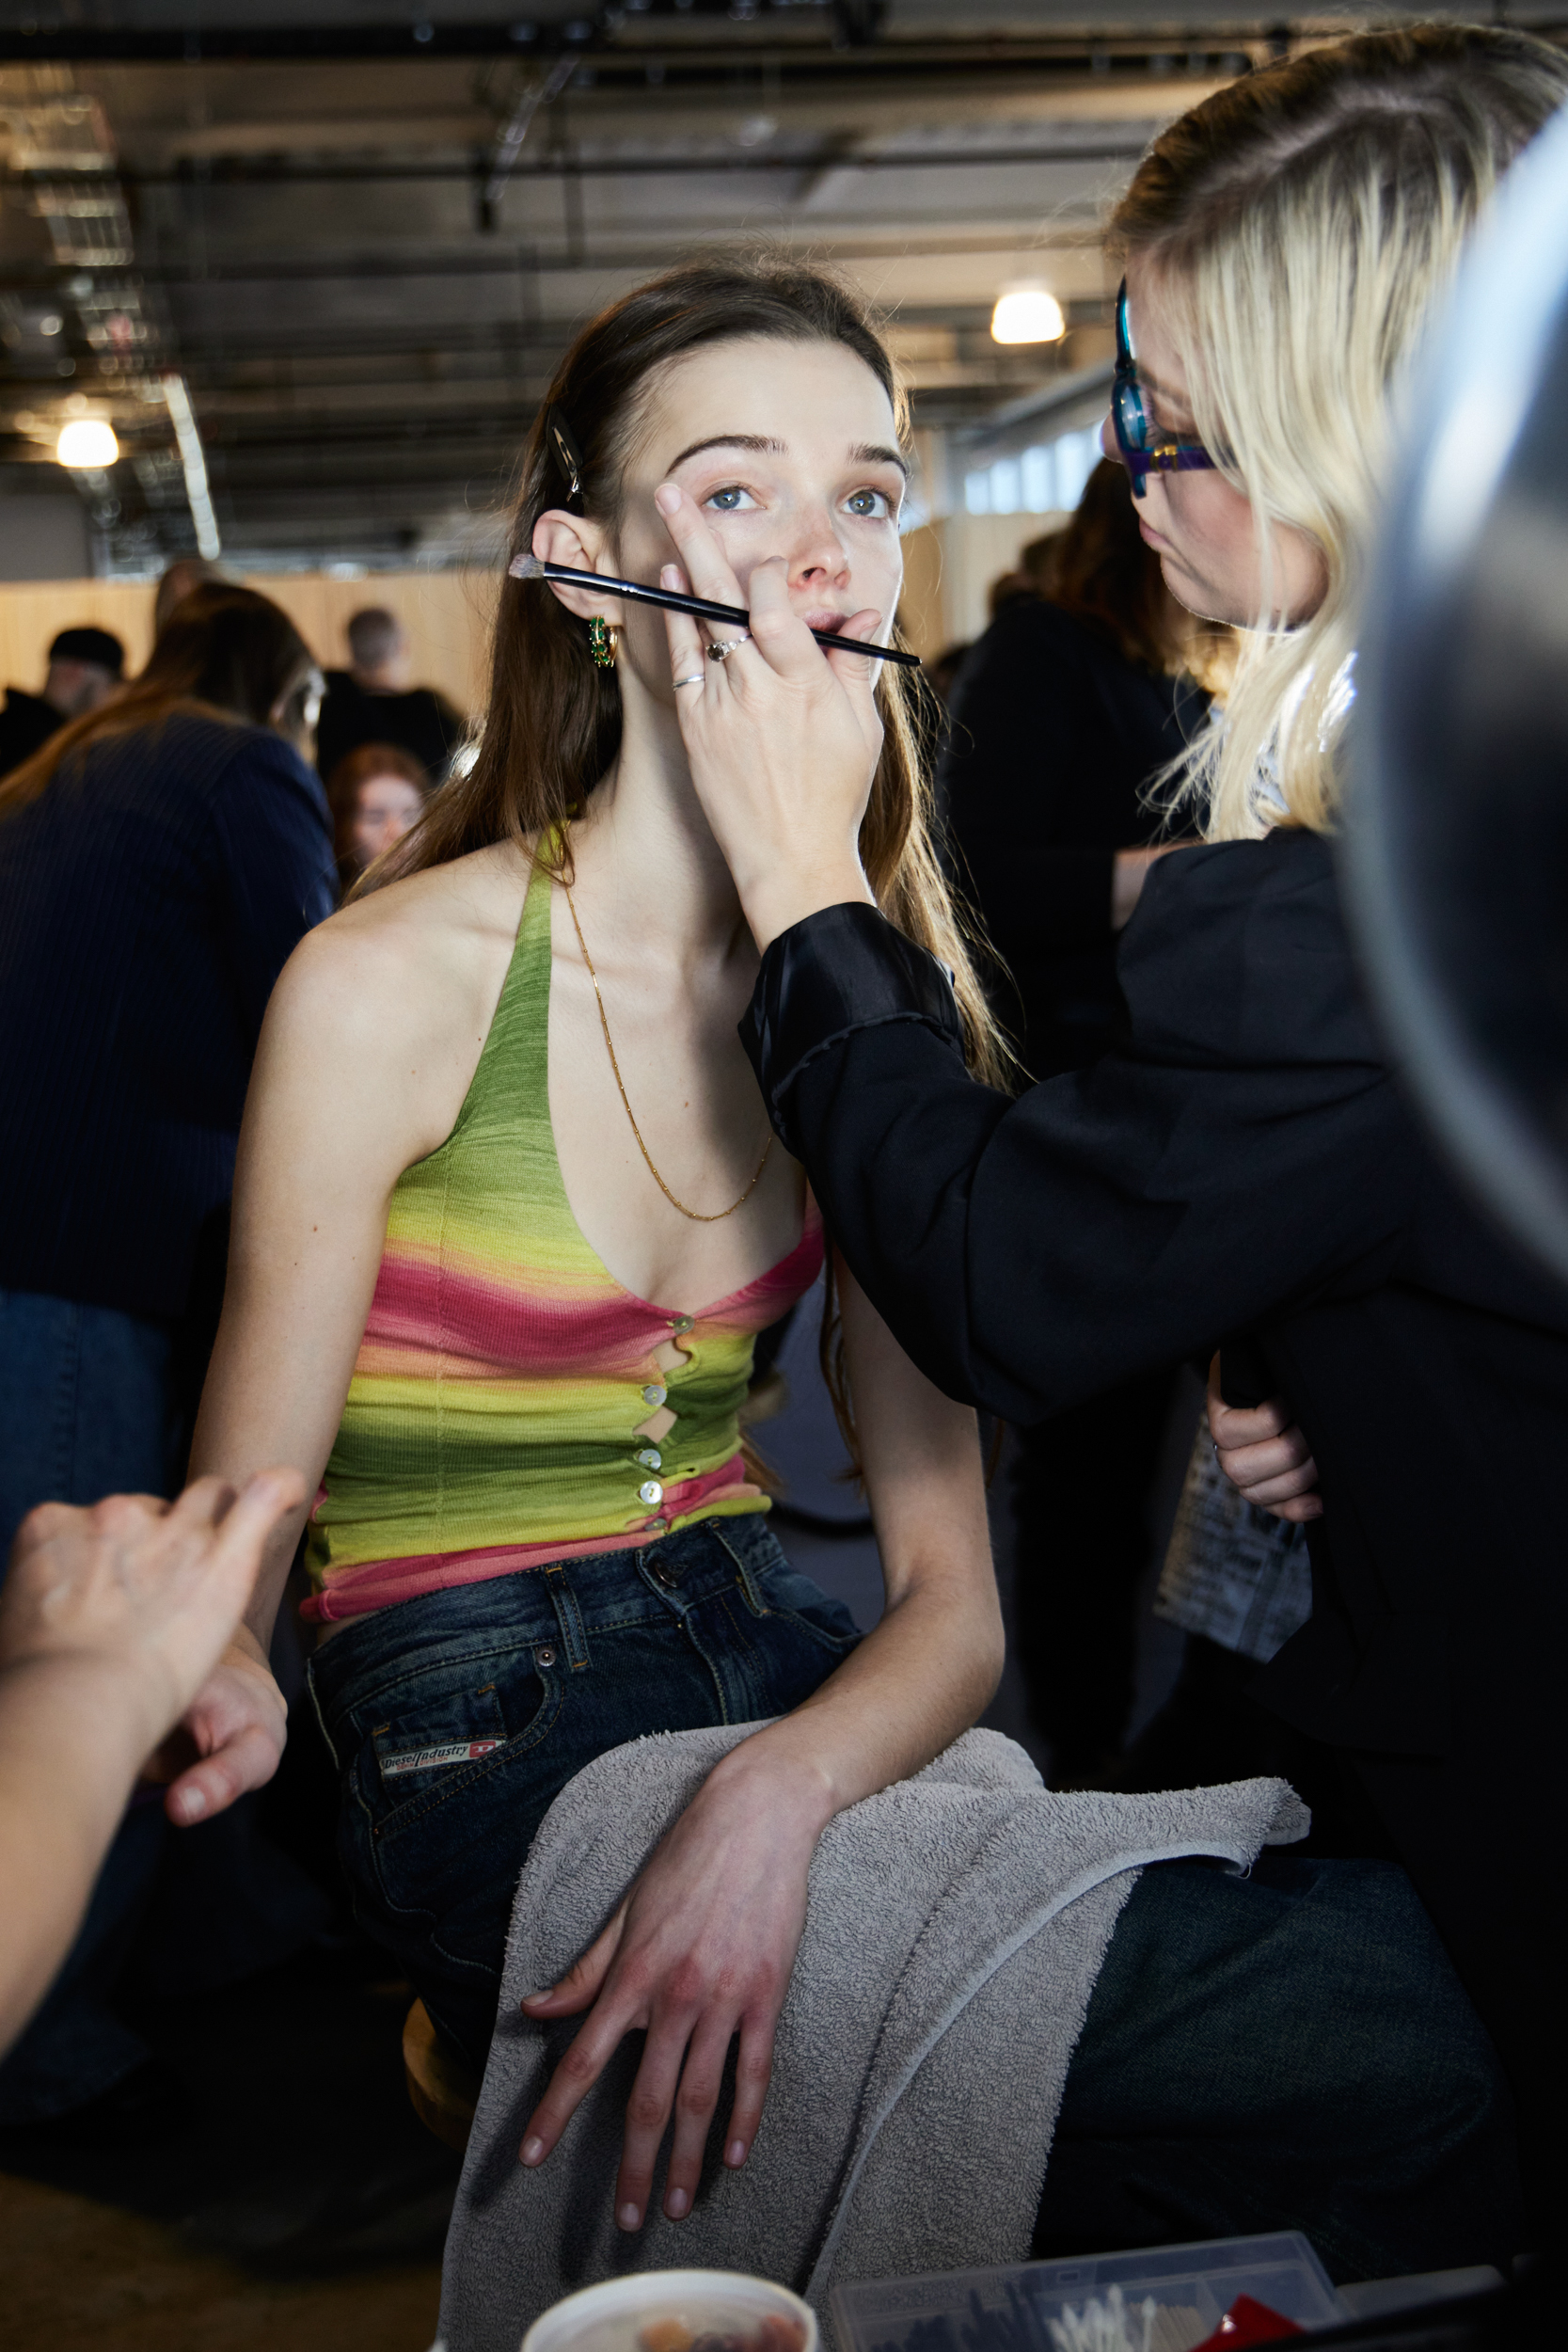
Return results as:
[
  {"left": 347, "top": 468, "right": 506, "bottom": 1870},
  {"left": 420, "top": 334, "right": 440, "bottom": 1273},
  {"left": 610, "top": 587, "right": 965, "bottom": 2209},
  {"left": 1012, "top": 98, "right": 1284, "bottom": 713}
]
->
[{"left": 539, "top": 560, "right": 922, "bottom": 669}]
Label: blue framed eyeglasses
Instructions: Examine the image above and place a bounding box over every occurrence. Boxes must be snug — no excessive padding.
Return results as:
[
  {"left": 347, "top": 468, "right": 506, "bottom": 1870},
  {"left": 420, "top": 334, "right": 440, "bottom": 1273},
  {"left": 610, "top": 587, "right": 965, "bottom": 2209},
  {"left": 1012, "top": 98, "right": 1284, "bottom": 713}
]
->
[{"left": 1112, "top": 277, "right": 1218, "bottom": 499}]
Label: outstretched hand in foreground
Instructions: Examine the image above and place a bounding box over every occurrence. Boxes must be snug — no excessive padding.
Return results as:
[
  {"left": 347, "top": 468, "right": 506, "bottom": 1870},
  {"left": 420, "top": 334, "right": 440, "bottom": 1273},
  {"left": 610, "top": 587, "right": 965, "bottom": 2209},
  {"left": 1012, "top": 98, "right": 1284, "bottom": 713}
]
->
[{"left": 0, "top": 1469, "right": 303, "bottom": 2058}]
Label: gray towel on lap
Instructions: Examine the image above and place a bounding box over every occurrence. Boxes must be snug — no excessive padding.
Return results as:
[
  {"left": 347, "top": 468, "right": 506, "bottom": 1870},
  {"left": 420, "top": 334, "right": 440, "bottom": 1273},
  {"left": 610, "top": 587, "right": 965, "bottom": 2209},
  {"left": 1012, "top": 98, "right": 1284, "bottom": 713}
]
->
[{"left": 438, "top": 1726, "right": 1307, "bottom": 2352}]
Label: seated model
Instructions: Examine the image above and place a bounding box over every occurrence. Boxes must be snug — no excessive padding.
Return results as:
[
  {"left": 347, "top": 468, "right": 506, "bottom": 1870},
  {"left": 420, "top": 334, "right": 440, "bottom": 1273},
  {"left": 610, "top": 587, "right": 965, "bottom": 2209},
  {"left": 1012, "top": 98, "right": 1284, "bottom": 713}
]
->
[
  {"left": 176, "top": 256, "right": 1519, "bottom": 2274},
  {"left": 184, "top": 258, "right": 1007, "bottom": 2233}
]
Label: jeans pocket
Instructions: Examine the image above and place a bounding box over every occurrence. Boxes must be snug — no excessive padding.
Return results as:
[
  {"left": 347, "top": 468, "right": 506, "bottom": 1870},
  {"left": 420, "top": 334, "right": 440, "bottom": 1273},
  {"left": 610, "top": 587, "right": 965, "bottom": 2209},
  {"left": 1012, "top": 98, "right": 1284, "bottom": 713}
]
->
[
  {"left": 357, "top": 1644, "right": 562, "bottom": 1851},
  {"left": 725, "top": 1533, "right": 863, "bottom": 1655}
]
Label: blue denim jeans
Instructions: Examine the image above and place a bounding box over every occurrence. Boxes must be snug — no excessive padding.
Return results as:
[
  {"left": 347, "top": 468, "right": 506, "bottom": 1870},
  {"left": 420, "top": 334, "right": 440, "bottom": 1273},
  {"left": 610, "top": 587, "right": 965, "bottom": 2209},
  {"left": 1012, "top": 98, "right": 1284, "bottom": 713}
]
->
[
  {"left": 306, "top": 1512, "right": 860, "bottom": 2067},
  {"left": 0, "top": 1290, "right": 180, "bottom": 2119}
]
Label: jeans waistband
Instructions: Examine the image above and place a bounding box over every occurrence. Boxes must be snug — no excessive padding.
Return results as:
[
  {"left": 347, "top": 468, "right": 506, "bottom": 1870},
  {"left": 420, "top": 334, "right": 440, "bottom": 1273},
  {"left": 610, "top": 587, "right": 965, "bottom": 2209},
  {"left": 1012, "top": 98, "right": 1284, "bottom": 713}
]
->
[{"left": 306, "top": 1510, "right": 784, "bottom": 1727}]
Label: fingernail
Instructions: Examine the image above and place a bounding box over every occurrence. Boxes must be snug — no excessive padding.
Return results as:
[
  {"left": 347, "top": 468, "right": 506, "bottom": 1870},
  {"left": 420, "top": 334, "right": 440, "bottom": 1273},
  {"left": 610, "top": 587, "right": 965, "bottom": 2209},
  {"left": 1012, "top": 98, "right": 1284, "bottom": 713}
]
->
[
  {"left": 521, "top": 2137, "right": 545, "bottom": 2166},
  {"left": 618, "top": 2201, "right": 641, "bottom": 2232},
  {"left": 655, "top": 484, "right": 680, "bottom": 515},
  {"left": 665, "top": 2186, "right": 689, "bottom": 2218},
  {"left": 725, "top": 2138, "right": 747, "bottom": 2168},
  {"left": 660, "top": 564, "right": 681, "bottom": 588},
  {"left": 178, "top": 1788, "right": 206, "bottom": 1822}
]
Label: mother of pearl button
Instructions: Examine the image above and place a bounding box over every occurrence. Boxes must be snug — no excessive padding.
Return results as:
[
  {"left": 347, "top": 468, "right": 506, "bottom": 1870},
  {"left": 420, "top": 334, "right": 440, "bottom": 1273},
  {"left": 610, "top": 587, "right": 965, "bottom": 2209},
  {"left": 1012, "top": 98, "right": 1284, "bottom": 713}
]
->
[
  {"left": 641, "top": 1383, "right": 667, "bottom": 1407},
  {"left": 639, "top": 1480, "right": 664, "bottom": 1508},
  {"left": 636, "top": 1447, "right": 661, "bottom": 1470}
]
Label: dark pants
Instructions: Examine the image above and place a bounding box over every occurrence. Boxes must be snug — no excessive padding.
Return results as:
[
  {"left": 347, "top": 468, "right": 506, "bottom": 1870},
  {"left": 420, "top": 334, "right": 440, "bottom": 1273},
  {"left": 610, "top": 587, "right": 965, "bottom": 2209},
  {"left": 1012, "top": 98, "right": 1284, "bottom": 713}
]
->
[
  {"left": 307, "top": 1513, "right": 861, "bottom": 2068},
  {"left": 1122, "top": 1635, "right": 1560, "bottom": 2241},
  {"left": 1010, "top": 1374, "right": 1177, "bottom": 1779},
  {"left": 1037, "top": 1853, "right": 1521, "bottom": 2282}
]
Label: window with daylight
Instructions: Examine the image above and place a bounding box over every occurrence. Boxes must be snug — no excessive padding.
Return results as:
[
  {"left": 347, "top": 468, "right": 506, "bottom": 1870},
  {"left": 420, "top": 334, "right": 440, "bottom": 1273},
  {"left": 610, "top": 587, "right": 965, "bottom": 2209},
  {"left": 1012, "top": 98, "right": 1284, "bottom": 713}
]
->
[{"left": 964, "top": 423, "right": 1102, "bottom": 516}]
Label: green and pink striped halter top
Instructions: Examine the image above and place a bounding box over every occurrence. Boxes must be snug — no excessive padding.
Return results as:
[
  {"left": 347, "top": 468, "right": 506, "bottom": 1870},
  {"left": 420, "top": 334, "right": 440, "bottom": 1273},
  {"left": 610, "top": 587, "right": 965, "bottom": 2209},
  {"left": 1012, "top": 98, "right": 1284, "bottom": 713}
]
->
[{"left": 303, "top": 852, "right": 823, "bottom": 1623}]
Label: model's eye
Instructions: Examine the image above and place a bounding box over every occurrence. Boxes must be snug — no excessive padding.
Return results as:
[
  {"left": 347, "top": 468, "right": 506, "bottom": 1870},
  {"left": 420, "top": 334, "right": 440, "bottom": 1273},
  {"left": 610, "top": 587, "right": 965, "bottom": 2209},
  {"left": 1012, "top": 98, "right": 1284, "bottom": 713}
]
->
[
  {"left": 846, "top": 487, "right": 893, "bottom": 519},
  {"left": 705, "top": 485, "right": 756, "bottom": 514}
]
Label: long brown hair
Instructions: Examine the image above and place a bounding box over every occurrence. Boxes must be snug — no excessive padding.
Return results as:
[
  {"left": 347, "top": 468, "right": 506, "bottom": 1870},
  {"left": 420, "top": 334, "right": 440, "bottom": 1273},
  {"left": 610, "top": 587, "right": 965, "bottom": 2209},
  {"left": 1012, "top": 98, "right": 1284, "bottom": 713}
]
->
[
  {"left": 366, "top": 255, "right": 1004, "bottom": 1085},
  {"left": 367, "top": 255, "right": 1006, "bottom": 1467},
  {"left": 0, "top": 582, "right": 321, "bottom": 819}
]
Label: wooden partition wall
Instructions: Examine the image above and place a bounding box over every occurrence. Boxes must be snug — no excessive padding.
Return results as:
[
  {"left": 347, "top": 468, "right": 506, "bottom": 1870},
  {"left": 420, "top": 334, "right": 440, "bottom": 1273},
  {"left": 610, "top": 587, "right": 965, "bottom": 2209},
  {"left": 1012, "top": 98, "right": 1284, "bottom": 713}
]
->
[
  {"left": 0, "top": 569, "right": 499, "bottom": 725},
  {"left": 0, "top": 515, "right": 1051, "bottom": 728}
]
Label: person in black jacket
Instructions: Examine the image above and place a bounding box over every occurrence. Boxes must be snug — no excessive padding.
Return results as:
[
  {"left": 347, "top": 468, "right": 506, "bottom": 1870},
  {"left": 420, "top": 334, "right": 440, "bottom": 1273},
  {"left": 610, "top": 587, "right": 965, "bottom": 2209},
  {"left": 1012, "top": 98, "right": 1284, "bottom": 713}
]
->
[
  {"left": 0, "top": 582, "right": 335, "bottom": 2129},
  {"left": 942, "top": 463, "right": 1220, "bottom": 1778},
  {"left": 314, "top": 605, "right": 465, "bottom": 787},
  {"left": 0, "top": 625, "right": 124, "bottom": 781},
  {"left": 648, "top": 26, "right": 1568, "bottom": 2246}
]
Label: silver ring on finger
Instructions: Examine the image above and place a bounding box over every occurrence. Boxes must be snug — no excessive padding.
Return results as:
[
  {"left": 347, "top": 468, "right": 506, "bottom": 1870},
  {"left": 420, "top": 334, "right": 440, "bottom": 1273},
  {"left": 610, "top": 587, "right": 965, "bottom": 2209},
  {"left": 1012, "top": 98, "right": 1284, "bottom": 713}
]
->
[
  {"left": 673, "top": 673, "right": 706, "bottom": 689},
  {"left": 705, "top": 634, "right": 751, "bottom": 662}
]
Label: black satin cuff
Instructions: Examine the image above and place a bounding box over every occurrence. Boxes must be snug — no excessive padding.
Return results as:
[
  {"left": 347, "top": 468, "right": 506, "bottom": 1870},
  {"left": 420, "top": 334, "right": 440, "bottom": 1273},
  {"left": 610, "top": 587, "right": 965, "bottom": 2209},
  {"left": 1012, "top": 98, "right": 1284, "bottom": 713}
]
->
[{"left": 739, "top": 901, "right": 964, "bottom": 1156}]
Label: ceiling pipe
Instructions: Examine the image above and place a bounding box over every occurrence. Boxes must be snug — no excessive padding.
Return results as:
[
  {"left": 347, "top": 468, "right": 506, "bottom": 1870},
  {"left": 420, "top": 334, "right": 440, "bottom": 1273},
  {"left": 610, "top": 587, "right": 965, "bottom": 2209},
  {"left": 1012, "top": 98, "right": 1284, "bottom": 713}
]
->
[
  {"left": 162, "top": 373, "right": 222, "bottom": 558},
  {"left": 480, "top": 51, "right": 579, "bottom": 225}
]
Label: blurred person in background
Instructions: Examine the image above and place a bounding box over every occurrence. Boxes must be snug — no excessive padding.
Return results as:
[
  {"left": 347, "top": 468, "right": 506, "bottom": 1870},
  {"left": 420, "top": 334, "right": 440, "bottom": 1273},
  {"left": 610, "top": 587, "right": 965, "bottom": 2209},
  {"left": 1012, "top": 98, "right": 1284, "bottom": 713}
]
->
[
  {"left": 0, "top": 626, "right": 124, "bottom": 781},
  {"left": 0, "top": 582, "right": 334, "bottom": 2135},
  {"left": 923, "top": 642, "right": 973, "bottom": 710},
  {"left": 315, "top": 603, "right": 464, "bottom": 787},
  {"left": 941, "top": 457, "right": 1226, "bottom": 1785},
  {"left": 152, "top": 556, "right": 230, "bottom": 638},
  {"left": 985, "top": 526, "right": 1066, "bottom": 620},
  {"left": 325, "top": 739, "right": 431, "bottom": 891}
]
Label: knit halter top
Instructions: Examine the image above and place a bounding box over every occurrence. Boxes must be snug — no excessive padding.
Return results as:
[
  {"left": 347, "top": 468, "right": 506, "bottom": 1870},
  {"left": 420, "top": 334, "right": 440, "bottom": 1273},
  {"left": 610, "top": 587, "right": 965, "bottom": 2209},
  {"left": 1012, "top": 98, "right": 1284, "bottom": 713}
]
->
[{"left": 302, "top": 853, "right": 823, "bottom": 1623}]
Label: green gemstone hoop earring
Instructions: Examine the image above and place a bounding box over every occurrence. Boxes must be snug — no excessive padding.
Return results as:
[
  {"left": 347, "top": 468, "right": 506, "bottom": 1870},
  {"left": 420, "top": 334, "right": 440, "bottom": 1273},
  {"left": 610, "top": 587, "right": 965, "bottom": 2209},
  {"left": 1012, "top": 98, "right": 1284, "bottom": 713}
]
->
[{"left": 588, "top": 615, "right": 619, "bottom": 670}]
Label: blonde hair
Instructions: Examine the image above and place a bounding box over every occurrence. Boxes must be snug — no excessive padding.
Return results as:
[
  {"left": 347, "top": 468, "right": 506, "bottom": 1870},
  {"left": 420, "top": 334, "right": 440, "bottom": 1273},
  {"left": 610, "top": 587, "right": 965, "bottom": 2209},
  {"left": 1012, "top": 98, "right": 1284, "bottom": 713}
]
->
[{"left": 1112, "top": 25, "right": 1568, "bottom": 841}]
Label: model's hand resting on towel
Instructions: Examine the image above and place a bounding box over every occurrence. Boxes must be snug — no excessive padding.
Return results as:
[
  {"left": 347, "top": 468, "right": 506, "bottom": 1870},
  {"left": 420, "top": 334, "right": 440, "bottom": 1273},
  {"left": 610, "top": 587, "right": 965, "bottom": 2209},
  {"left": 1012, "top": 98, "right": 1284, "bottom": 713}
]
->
[{"left": 515, "top": 1265, "right": 1004, "bottom": 2233}]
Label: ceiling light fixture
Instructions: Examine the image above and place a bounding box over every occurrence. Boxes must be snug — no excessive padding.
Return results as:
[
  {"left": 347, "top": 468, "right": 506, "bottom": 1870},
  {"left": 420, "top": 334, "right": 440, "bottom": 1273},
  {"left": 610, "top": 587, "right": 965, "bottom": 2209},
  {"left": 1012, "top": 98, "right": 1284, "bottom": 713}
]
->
[
  {"left": 55, "top": 417, "right": 119, "bottom": 469},
  {"left": 990, "top": 286, "right": 1067, "bottom": 346}
]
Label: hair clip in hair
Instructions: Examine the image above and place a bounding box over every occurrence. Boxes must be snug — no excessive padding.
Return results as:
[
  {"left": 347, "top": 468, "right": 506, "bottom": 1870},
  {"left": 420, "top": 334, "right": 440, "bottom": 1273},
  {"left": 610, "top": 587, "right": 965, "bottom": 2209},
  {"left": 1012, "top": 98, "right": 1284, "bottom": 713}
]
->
[{"left": 546, "top": 406, "right": 585, "bottom": 502}]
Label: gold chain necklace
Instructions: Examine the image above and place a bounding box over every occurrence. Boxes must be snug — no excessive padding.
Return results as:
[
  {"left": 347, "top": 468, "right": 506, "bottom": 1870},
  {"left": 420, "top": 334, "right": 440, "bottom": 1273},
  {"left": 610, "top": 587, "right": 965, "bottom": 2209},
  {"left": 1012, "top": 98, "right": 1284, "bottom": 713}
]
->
[{"left": 558, "top": 875, "right": 773, "bottom": 1224}]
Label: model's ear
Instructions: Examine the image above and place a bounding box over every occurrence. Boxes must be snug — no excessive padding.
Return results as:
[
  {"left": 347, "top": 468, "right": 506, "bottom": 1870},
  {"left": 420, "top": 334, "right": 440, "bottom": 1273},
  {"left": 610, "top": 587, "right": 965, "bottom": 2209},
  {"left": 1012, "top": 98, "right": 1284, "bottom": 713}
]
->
[{"left": 531, "top": 508, "right": 618, "bottom": 622}]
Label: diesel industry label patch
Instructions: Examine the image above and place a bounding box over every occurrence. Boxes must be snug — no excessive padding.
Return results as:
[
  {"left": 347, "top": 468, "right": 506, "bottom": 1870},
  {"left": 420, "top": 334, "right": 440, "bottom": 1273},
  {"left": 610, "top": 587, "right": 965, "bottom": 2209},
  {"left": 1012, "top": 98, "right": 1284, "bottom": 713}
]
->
[{"left": 381, "top": 1739, "right": 502, "bottom": 1778}]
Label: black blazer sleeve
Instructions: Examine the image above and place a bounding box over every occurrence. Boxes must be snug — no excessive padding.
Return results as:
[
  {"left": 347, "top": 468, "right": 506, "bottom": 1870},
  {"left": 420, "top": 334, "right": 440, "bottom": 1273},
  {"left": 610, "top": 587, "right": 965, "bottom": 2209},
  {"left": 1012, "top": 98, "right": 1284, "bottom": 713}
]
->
[{"left": 741, "top": 833, "right": 1415, "bottom": 1422}]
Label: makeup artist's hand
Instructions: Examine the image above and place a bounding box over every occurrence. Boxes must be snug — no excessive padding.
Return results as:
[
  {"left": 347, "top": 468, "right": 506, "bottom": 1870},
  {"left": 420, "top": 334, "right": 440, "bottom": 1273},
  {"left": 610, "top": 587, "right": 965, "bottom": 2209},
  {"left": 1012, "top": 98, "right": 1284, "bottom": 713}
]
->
[
  {"left": 1207, "top": 1359, "right": 1322, "bottom": 1523},
  {"left": 653, "top": 480, "right": 882, "bottom": 951},
  {"left": 515, "top": 1743, "right": 827, "bottom": 2230}
]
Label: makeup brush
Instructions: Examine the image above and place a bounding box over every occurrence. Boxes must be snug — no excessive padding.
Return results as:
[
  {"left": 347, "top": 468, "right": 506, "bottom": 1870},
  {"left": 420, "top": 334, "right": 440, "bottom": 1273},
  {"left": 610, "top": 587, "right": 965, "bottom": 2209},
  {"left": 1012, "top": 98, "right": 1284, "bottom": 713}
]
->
[{"left": 508, "top": 552, "right": 922, "bottom": 669}]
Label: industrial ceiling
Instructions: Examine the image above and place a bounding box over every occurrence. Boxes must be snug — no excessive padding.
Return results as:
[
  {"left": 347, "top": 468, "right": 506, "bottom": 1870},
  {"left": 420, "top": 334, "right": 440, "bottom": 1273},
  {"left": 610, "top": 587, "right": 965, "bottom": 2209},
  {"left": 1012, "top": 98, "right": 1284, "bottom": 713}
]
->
[{"left": 4, "top": 3, "right": 1563, "bottom": 571}]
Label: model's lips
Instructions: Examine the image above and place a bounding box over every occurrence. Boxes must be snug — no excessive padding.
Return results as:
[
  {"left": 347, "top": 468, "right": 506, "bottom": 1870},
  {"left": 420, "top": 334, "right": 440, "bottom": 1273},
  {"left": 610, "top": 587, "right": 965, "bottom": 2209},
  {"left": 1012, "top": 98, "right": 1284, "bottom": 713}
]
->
[
  {"left": 1137, "top": 518, "right": 1170, "bottom": 551},
  {"left": 800, "top": 608, "right": 855, "bottom": 632}
]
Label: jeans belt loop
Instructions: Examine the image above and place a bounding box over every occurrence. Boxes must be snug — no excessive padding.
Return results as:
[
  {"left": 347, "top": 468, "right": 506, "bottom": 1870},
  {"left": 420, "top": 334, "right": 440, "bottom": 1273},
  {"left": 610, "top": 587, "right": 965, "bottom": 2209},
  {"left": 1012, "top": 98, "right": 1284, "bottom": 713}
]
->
[{"left": 544, "top": 1564, "right": 592, "bottom": 1671}]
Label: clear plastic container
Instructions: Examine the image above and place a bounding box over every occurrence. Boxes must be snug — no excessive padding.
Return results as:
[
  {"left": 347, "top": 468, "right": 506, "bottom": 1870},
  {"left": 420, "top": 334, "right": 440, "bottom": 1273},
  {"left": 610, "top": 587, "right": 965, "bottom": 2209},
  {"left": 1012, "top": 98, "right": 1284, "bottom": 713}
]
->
[{"left": 830, "top": 2232, "right": 1346, "bottom": 2352}]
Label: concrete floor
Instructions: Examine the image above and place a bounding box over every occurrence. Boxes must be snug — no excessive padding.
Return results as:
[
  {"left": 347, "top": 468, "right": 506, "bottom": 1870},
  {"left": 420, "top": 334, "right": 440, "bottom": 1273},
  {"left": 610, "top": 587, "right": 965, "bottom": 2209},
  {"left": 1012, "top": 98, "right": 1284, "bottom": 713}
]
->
[
  {"left": 0, "top": 2174, "right": 440, "bottom": 2352},
  {"left": 0, "top": 1954, "right": 457, "bottom": 2352}
]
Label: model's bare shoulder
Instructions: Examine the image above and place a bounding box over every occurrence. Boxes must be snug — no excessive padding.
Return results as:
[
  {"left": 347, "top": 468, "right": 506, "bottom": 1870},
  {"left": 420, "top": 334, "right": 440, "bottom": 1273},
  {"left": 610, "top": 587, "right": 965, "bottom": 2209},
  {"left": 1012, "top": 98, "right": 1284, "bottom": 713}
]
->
[{"left": 281, "top": 844, "right": 526, "bottom": 1042}]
